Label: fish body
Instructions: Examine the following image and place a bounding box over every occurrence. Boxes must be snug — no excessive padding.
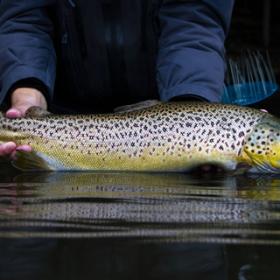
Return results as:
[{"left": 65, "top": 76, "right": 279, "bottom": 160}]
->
[{"left": 0, "top": 102, "right": 280, "bottom": 173}]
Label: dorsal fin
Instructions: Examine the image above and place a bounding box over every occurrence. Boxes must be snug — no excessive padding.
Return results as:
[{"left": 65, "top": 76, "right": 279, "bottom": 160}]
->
[
  {"left": 25, "top": 106, "right": 51, "bottom": 118},
  {"left": 114, "top": 100, "right": 161, "bottom": 113},
  {"left": 12, "top": 150, "right": 52, "bottom": 171}
]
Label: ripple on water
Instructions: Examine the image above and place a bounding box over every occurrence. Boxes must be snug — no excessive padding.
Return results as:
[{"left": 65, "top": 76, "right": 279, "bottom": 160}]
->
[{"left": 0, "top": 169, "right": 280, "bottom": 244}]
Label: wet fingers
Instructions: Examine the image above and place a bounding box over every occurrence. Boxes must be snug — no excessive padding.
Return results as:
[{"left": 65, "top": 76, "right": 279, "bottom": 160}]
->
[{"left": 0, "top": 142, "right": 17, "bottom": 156}]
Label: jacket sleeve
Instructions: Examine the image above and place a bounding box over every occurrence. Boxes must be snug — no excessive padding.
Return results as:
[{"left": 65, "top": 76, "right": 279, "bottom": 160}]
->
[
  {"left": 0, "top": 0, "right": 56, "bottom": 104},
  {"left": 157, "top": 0, "right": 234, "bottom": 102}
]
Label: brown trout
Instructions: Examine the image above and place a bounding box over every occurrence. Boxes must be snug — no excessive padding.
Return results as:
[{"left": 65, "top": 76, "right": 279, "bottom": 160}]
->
[{"left": 0, "top": 101, "right": 280, "bottom": 173}]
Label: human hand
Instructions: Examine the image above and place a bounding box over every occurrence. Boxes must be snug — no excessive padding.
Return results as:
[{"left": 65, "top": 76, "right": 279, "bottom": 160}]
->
[
  {"left": 0, "top": 88, "right": 47, "bottom": 158},
  {"left": 6, "top": 87, "right": 47, "bottom": 118}
]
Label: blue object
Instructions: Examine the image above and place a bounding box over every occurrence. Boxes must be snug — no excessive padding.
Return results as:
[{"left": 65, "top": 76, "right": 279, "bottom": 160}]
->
[
  {"left": 222, "top": 51, "right": 279, "bottom": 105},
  {"left": 222, "top": 82, "right": 279, "bottom": 105}
]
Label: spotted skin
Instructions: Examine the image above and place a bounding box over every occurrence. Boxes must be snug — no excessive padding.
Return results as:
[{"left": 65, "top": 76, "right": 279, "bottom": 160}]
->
[
  {"left": 241, "top": 115, "right": 280, "bottom": 173},
  {"left": 0, "top": 102, "right": 274, "bottom": 172}
]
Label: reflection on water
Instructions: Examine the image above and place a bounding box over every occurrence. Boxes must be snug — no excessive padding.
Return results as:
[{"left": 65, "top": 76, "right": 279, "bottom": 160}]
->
[
  {"left": 1, "top": 163, "right": 280, "bottom": 279},
  {"left": 1, "top": 169, "right": 280, "bottom": 243}
]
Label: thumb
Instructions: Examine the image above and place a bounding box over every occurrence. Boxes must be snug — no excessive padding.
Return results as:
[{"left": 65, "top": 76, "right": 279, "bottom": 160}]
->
[{"left": 6, "top": 88, "right": 47, "bottom": 118}]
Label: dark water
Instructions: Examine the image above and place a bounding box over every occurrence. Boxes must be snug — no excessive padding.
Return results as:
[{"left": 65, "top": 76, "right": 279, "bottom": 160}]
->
[{"left": 0, "top": 163, "right": 280, "bottom": 280}]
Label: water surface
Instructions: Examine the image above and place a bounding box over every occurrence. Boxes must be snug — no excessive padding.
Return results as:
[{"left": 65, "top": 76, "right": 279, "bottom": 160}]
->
[{"left": 0, "top": 162, "right": 280, "bottom": 279}]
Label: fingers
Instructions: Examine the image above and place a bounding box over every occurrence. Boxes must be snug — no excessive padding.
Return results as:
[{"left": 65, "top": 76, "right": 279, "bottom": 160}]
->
[
  {"left": 0, "top": 142, "right": 17, "bottom": 156},
  {"left": 1, "top": 89, "right": 39, "bottom": 159},
  {"left": 6, "top": 88, "right": 47, "bottom": 118},
  {"left": 10, "top": 145, "right": 32, "bottom": 160},
  {"left": 6, "top": 108, "right": 24, "bottom": 119},
  {"left": 1, "top": 88, "right": 39, "bottom": 159},
  {"left": 0, "top": 143, "right": 32, "bottom": 160},
  {"left": 260, "top": 109, "right": 268, "bottom": 113},
  {"left": 16, "top": 145, "right": 32, "bottom": 152}
]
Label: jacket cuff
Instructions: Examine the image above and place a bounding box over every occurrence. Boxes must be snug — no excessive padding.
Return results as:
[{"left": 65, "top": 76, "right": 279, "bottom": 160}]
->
[
  {"left": 160, "top": 82, "right": 221, "bottom": 103},
  {"left": 7, "top": 78, "right": 50, "bottom": 104},
  {"left": 170, "top": 94, "right": 208, "bottom": 102},
  {"left": 0, "top": 66, "right": 54, "bottom": 105}
]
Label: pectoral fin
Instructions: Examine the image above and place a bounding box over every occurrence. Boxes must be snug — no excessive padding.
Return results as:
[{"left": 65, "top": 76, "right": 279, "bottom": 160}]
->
[
  {"left": 25, "top": 106, "right": 52, "bottom": 118},
  {"left": 12, "top": 150, "right": 52, "bottom": 171},
  {"left": 114, "top": 100, "right": 161, "bottom": 113}
]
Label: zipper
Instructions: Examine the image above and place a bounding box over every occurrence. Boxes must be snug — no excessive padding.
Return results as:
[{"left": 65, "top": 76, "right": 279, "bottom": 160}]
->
[
  {"left": 62, "top": 1, "right": 87, "bottom": 98},
  {"left": 141, "top": 0, "right": 148, "bottom": 51},
  {"left": 74, "top": 4, "right": 87, "bottom": 58},
  {"left": 151, "top": 0, "right": 161, "bottom": 39},
  {"left": 102, "top": 0, "right": 128, "bottom": 96},
  {"left": 66, "top": 0, "right": 87, "bottom": 58},
  {"left": 67, "top": 0, "right": 76, "bottom": 8}
]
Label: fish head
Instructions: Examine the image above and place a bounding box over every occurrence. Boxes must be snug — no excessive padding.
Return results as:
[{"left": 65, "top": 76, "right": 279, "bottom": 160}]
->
[{"left": 242, "top": 115, "right": 280, "bottom": 173}]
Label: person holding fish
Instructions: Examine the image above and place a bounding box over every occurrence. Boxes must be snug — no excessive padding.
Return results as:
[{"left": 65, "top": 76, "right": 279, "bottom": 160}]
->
[{"left": 0, "top": 1, "right": 234, "bottom": 158}]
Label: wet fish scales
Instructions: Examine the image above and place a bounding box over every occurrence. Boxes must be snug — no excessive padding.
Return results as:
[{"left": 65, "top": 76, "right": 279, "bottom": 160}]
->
[{"left": 0, "top": 102, "right": 280, "bottom": 173}]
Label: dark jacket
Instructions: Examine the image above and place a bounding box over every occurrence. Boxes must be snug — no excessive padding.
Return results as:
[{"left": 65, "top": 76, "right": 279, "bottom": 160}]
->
[{"left": 0, "top": 0, "right": 234, "bottom": 112}]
